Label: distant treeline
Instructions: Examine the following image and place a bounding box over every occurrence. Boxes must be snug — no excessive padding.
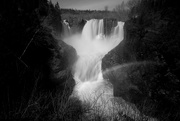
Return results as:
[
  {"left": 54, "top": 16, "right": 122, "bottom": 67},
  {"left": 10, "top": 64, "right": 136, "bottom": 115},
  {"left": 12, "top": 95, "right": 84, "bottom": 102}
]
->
[
  {"left": 60, "top": 8, "right": 118, "bottom": 25},
  {"left": 61, "top": 8, "right": 112, "bottom": 14}
]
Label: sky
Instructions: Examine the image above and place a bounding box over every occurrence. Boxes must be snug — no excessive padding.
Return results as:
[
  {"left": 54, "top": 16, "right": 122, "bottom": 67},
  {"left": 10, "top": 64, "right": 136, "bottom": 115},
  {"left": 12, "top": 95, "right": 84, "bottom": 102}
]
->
[{"left": 51, "top": 0, "right": 127, "bottom": 11}]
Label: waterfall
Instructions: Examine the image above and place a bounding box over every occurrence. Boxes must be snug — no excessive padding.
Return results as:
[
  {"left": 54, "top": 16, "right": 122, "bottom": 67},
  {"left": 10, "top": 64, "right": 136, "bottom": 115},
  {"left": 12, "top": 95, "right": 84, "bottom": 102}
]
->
[
  {"left": 63, "top": 19, "right": 124, "bottom": 115},
  {"left": 62, "top": 20, "right": 71, "bottom": 37}
]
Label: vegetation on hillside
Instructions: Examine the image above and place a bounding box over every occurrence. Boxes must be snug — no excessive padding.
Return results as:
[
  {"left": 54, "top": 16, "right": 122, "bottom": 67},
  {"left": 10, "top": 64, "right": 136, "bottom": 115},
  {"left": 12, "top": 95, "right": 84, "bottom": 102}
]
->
[
  {"left": 0, "top": 0, "right": 75, "bottom": 120},
  {"left": 103, "top": 0, "right": 180, "bottom": 120}
]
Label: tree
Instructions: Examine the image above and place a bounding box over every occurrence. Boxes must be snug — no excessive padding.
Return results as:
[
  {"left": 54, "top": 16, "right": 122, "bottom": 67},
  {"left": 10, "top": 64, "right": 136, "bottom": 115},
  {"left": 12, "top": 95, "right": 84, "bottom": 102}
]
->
[
  {"left": 104, "top": 6, "right": 108, "bottom": 11},
  {"left": 114, "top": 1, "right": 129, "bottom": 21},
  {"left": 55, "top": 2, "right": 60, "bottom": 10},
  {"left": 47, "top": 1, "right": 62, "bottom": 32},
  {"left": 127, "top": 0, "right": 140, "bottom": 10}
]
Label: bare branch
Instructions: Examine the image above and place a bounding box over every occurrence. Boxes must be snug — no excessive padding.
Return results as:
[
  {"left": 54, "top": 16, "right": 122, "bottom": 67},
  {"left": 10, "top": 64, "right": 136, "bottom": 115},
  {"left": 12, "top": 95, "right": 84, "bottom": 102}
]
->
[{"left": 19, "top": 27, "right": 41, "bottom": 60}]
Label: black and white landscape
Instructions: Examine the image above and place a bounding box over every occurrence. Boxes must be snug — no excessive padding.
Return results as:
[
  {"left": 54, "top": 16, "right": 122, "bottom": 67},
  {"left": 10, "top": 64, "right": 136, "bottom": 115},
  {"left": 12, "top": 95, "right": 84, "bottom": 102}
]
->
[{"left": 0, "top": 0, "right": 180, "bottom": 121}]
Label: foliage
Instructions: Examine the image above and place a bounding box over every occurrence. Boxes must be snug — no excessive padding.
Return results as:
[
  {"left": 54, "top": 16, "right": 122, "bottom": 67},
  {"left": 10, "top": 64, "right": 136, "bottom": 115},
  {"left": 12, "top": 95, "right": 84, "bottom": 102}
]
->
[
  {"left": 111, "top": 0, "right": 180, "bottom": 120},
  {"left": 45, "top": 1, "right": 62, "bottom": 32},
  {"left": 113, "top": 1, "right": 130, "bottom": 21},
  {"left": 0, "top": 0, "right": 64, "bottom": 119}
]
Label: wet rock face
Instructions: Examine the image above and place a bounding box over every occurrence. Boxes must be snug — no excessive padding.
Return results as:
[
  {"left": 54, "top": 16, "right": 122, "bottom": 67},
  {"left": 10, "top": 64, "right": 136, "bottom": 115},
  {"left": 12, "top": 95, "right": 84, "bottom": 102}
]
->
[
  {"left": 50, "top": 38, "right": 77, "bottom": 93},
  {"left": 101, "top": 21, "right": 136, "bottom": 71},
  {"left": 78, "top": 19, "right": 87, "bottom": 31},
  {"left": 101, "top": 24, "right": 159, "bottom": 117},
  {"left": 102, "top": 21, "right": 180, "bottom": 120},
  {"left": 103, "top": 62, "right": 157, "bottom": 113}
]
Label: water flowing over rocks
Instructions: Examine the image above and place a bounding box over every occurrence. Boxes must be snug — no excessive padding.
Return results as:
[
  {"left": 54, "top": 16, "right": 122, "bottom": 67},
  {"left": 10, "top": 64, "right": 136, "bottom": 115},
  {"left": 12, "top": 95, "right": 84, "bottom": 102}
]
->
[{"left": 62, "top": 19, "right": 157, "bottom": 120}]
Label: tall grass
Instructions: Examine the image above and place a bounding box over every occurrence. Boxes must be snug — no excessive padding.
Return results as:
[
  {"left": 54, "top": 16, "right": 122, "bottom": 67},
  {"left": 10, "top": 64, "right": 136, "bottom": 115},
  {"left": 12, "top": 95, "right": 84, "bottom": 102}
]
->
[{"left": 0, "top": 72, "right": 158, "bottom": 121}]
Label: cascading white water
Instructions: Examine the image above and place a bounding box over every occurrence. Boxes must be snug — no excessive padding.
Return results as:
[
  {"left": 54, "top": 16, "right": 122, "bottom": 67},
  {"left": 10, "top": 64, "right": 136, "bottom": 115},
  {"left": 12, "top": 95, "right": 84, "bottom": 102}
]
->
[
  {"left": 62, "top": 20, "right": 71, "bottom": 37},
  {"left": 63, "top": 19, "right": 124, "bottom": 115}
]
